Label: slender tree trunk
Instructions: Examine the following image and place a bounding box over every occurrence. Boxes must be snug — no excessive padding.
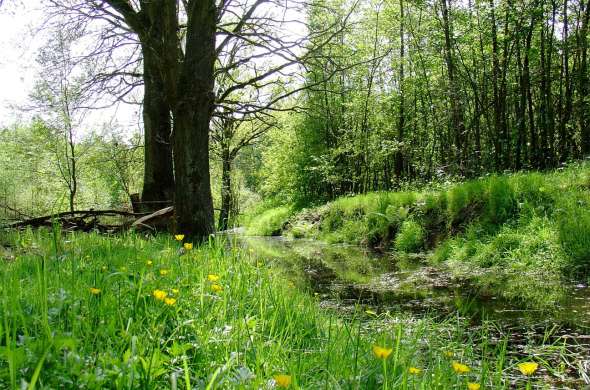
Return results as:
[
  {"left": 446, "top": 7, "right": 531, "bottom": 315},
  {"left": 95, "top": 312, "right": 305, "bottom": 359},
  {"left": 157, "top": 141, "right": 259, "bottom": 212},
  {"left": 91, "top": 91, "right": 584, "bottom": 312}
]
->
[
  {"left": 395, "top": 0, "right": 405, "bottom": 179},
  {"left": 440, "top": 0, "right": 466, "bottom": 173},
  {"left": 578, "top": 0, "right": 590, "bottom": 155},
  {"left": 218, "top": 147, "right": 233, "bottom": 231}
]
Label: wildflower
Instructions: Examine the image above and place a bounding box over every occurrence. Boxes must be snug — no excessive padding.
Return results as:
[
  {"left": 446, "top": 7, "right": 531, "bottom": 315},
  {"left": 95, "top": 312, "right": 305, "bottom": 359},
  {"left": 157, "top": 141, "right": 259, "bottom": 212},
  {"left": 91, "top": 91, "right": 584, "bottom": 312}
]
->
[
  {"left": 171, "top": 288, "right": 179, "bottom": 294},
  {"left": 211, "top": 284, "right": 223, "bottom": 293},
  {"left": 153, "top": 289, "right": 167, "bottom": 301},
  {"left": 183, "top": 243, "right": 193, "bottom": 250},
  {"left": 452, "top": 361, "right": 471, "bottom": 374},
  {"left": 146, "top": 260, "right": 153, "bottom": 267},
  {"left": 207, "top": 274, "right": 220, "bottom": 282},
  {"left": 174, "top": 234, "right": 184, "bottom": 241},
  {"left": 372, "top": 345, "right": 393, "bottom": 360},
  {"left": 273, "top": 374, "right": 292, "bottom": 388},
  {"left": 408, "top": 367, "right": 422, "bottom": 375},
  {"left": 517, "top": 362, "right": 538, "bottom": 376},
  {"left": 467, "top": 383, "right": 481, "bottom": 390},
  {"left": 164, "top": 297, "right": 177, "bottom": 306},
  {"left": 160, "top": 269, "right": 170, "bottom": 276},
  {"left": 89, "top": 287, "right": 101, "bottom": 295}
]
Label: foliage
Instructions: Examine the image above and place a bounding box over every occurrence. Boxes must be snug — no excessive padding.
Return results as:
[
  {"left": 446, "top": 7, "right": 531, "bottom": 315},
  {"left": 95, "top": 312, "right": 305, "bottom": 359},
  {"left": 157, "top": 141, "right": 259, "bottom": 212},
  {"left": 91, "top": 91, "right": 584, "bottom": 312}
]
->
[
  {"left": 0, "top": 230, "right": 558, "bottom": 389},
  {"left": 395, "top": 220, "right": 425, "bottom": 253}
]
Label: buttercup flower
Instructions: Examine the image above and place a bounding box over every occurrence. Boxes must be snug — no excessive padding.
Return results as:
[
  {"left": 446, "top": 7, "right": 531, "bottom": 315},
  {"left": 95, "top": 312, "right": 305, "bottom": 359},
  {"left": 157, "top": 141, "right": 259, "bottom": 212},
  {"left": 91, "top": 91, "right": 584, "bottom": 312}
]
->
[
  {"left": 160, "top": 269, "right": 170, "bottom": 276},
  {"left": 164, "top": 297, "right": 177, "bottom": 306},
  {"left": 183, "top": 243, "right": 193, "bottom": 250},
  {"left": 372, "top": 345, "right": 393, "bottom": 359},
  {"left": 467, "top": 383, "right": 481, "bottom": 390},
  {"left": 174, "top": 234, "right": 184, "bottom": 241},
  {"left": 408, "top": 367, "right": 422, "bottom": 375},
  {"left": 146, "top": 260, "right": 153, "bottom": 266},
  {"left": 517, "top": 362, "right": 538, "bottom": 376},
  {"left": 211, "top": 284, "right": 223, "bottom": 293},
  {"left": 273, "top": 374, "right": 292, "bottom": 388},
  {"left": 452, "top": 361, "right": 471, "bottom": 374},
  {"left": 207, "top": 274, "right": 220, "bottom": 282},
  {"left": 153, "top": 289, "right": 167, "bottom": 300},
  {"left": 89, "top": 287, "right": 101, "bottom": 295}
]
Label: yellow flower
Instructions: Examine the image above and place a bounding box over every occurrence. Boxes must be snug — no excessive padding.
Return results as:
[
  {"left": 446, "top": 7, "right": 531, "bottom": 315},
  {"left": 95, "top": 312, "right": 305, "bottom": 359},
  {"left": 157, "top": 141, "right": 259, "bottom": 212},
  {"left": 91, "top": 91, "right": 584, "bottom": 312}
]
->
[
  {"left": 467, "top": 383, "right": 481, "bottom": 390},
  {"left": 171, "top": 288, "right": 179, "bottom": 294},
  {"left": 517, "top": 362, "right": 538, "bottom": 376},
  {"left": 452, "top": 361, "right": 471, "bottom": 374},
  {"left": 164, "top": 297, "right": 177, "bottom": 306},
  {"left": 146, "top": 260, "right": 153, "bottom": 267},
  {"left": 152, "top": 289, "right": 167, "bottom": 301},
  {"left": 174, "top": 234, "right": 184, "bottom": 241},
  {"left": 183, "top": 242, "right": 193, "bottom": 250},
  {"left": 273, "top": 374, "right": 292, "bottom": 388},
  {"left": 207, "top": 274, "right": 220, "bottom": 282},
  {"left": 89, "top": 287, "right": 101, "bottom": 295},
  {"left": 159, "top": 269, "right": 170, "bottom": 276},
  {"left": 211, "top": 284, "right": 223, "bottom": 293},
  {"left": 372, "top": 345, "right": 393, "bottom": 360},
  {"left": 408, "top": 367, "right": 422, "bottom": 375}
]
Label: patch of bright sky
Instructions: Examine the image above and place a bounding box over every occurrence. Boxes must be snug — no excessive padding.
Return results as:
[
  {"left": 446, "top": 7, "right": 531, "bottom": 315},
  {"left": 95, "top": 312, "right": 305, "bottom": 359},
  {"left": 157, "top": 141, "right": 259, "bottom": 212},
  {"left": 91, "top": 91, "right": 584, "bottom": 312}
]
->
[{"left": 0, "top": 1, "right": 140, "bottom": 136}]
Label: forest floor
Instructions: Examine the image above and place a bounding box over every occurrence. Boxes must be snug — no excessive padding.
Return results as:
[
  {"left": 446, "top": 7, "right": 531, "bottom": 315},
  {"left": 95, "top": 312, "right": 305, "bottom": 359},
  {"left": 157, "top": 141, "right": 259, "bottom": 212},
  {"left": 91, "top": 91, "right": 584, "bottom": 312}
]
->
[
  {"left": 245, "top": 162, "right": 590, "bottom": 310},
  {"left": 1, "top": 230, "right": 586, "bottom": 388}
]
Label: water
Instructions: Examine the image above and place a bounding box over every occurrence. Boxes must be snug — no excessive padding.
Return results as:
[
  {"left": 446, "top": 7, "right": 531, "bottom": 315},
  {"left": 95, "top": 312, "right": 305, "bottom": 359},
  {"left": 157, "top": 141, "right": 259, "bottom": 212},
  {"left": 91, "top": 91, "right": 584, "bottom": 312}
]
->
[{"left": 237, "top": 235, "right": 590, "bottom": 388}]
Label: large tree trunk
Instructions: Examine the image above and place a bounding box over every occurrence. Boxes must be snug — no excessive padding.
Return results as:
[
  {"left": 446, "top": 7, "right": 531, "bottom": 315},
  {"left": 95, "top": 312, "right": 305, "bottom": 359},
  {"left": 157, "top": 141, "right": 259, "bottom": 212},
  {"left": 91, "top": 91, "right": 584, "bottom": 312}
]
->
[
  {"left": 141, "top": 45, "right": 174, "bottom": 211},
  {"left": 172, "top": 0, "right": 216, "bottom": 240}
]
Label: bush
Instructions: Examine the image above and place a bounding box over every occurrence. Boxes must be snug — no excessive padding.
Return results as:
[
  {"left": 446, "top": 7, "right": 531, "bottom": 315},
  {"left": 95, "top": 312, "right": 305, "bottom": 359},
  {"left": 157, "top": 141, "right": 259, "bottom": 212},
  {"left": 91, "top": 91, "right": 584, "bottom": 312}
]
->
[{"left": 395, "top": 220, "right": 425, "bottom": 253}]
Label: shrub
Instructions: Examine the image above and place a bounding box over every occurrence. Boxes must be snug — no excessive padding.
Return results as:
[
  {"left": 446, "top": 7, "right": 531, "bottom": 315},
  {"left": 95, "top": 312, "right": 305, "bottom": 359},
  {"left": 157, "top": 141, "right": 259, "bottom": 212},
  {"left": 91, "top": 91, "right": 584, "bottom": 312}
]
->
[{"left": 395, "top": 220, "right": 425, "bottom": 253}]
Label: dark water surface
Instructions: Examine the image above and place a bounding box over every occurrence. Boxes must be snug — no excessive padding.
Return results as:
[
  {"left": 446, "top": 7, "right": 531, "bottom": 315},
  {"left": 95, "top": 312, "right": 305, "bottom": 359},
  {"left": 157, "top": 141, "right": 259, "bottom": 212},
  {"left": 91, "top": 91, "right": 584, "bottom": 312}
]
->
[{"left": 236, "top": 235, "right": 590, "bottom": 388}]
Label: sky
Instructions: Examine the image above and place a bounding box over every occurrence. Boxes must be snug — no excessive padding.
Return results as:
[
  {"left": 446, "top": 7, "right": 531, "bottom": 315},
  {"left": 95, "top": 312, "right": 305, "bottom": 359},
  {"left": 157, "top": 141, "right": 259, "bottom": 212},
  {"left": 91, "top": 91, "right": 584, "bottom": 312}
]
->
[{"left": 0, "top": 1, "right": 140, "bottom": 134}]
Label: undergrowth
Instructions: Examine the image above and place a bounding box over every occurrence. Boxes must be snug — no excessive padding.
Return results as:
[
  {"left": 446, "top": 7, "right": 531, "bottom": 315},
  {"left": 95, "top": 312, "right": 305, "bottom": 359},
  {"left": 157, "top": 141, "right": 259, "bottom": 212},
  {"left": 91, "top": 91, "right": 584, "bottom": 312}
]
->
[{"left": 0, "top": 230, "right": 557, "bottom": 388}]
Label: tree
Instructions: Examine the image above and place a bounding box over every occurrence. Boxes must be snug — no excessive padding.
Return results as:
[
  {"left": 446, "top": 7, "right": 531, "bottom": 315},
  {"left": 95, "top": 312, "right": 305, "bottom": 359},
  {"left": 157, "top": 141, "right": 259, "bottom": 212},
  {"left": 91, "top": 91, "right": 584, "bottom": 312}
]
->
[{"left": 31, "top": 24, "right": 89, "bottom": 213}]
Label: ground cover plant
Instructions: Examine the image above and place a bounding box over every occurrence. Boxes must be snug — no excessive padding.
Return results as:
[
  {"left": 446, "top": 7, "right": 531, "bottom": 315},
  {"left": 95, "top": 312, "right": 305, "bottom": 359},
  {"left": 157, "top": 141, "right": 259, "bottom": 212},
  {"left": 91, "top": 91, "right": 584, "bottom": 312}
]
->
[{"left": 0, "top": 229, "right": 569, "bottom": 389}]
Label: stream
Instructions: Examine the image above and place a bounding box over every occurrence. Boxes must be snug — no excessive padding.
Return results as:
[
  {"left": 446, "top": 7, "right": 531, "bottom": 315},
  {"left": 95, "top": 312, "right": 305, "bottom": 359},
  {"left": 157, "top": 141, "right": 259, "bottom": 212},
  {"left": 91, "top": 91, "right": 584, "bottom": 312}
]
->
[{"left": 236, "top": 235, "right": 590, "bottom": 388}]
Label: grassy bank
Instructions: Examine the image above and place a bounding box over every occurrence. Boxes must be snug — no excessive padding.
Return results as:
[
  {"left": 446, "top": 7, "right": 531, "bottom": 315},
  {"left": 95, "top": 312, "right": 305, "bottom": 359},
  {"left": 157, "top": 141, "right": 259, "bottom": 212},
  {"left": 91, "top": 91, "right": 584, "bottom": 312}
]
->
[
  {"left": 245, "top": 163, "right": 590, "bottom": 307},
  {"left": 0, "top": 230, "right": 565, "bottom": 388}
]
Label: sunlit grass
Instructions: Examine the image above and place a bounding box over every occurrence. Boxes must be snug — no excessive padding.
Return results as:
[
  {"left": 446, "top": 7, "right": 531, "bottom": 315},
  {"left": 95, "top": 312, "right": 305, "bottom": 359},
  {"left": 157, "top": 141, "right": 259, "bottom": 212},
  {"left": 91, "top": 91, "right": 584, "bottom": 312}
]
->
[{"left": 0, "top": 230, "right": 574, "bottom": 388}]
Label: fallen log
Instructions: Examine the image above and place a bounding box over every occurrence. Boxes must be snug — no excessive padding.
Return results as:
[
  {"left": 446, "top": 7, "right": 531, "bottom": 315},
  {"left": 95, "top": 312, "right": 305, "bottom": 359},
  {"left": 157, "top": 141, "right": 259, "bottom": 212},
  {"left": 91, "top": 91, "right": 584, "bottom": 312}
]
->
[
  {"left": 3, "top": 209, "right": 150, "bottom": 231},
  {"left": 131, "top": 206, "right": 174, "bottom": 232}
]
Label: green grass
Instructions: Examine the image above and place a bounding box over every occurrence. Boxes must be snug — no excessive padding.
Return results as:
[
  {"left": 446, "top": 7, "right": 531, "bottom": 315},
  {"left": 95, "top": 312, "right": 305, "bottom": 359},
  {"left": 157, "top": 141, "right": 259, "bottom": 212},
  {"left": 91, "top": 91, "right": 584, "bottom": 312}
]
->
[
  {"left": 245, "top": 206, "right": 294, "bottom": 236},
  {"left": 0, "top": 229, "right": 560, "bottom": 389}
]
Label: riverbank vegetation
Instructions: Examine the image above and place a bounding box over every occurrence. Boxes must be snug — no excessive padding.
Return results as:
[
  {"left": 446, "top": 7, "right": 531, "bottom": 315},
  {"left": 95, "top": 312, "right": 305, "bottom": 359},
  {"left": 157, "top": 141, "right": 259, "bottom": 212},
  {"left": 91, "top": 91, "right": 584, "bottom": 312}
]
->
[
  {"left": 245, "top": 162, "right": 590, "bottom": 307},
  {"left": 0, "top": 230, "right": 580, "bottom": 388}
]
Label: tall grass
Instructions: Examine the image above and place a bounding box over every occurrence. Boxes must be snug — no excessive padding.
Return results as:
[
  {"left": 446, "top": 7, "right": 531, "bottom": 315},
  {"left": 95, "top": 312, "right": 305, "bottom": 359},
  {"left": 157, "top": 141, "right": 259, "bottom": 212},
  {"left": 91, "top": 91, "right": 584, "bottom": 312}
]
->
[{"left": 0, "top": 230, "right": 554, "bottom": 388}]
